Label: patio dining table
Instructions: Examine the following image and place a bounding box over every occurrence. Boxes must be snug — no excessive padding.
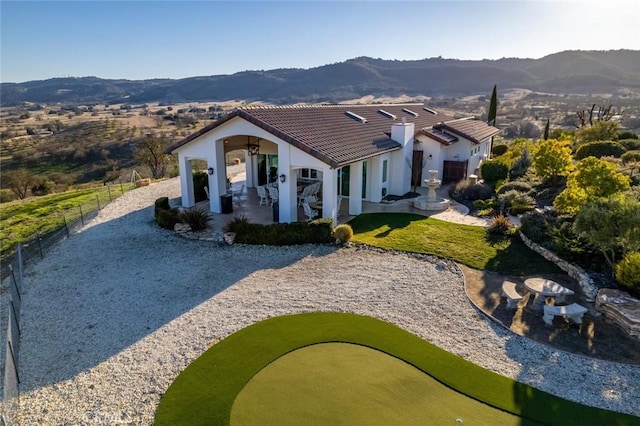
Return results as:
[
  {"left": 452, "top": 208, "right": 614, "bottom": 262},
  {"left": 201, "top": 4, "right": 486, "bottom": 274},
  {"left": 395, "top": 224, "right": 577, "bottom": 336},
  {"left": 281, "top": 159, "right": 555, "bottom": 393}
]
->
[{"left": 524, "top": 278, "right": 575, "bottom": 310}]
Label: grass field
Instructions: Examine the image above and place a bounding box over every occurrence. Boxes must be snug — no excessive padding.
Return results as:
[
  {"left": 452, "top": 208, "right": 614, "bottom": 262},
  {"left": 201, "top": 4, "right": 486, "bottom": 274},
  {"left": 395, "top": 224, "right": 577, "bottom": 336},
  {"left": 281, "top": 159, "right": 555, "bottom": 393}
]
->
[
  {"left": 348, "top": 213, "right": 560, "bottom": 275},
  {"left": 231, "top": 343, "right": 525, "bottom": 425},
  {"left": 155, "top": 313, "right": 635, "bottom": 426},
  {"left": 0, "top": 183, "right": 133, "bottom": 254}
]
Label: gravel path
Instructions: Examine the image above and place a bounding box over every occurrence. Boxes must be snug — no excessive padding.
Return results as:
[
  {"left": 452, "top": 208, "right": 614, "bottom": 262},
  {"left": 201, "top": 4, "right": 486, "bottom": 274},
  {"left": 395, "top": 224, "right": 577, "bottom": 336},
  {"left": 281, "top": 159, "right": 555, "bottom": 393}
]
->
[{"left": 17, "top": 178, "right": 640, "bottom": 424}]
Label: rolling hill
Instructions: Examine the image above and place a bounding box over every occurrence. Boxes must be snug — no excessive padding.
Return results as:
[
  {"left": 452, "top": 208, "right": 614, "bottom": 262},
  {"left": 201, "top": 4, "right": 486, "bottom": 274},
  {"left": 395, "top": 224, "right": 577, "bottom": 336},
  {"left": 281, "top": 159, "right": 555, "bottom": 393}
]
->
[{"left": 1, "top": 50, "right": 639, "bottom": 106}]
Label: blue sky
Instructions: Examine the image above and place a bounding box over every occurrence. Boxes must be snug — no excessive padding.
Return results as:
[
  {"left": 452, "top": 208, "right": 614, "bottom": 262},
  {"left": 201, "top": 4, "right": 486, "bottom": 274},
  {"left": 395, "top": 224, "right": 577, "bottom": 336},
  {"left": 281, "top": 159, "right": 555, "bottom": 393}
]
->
[{"left": 1, "top": 1, "right": 639, "bottom": 83}]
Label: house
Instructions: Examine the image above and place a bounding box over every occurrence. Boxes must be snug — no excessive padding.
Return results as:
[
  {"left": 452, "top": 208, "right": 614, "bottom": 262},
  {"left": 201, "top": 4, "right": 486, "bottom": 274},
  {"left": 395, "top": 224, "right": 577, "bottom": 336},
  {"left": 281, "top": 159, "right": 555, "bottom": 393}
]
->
[{"left": 166, "top": 103, "right": 500, "bottom": 223}]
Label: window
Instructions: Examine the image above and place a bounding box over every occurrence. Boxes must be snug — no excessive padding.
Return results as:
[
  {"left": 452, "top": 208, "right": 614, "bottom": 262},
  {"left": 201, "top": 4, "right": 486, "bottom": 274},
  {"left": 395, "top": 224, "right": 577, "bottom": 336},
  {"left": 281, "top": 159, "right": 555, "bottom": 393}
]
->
[{"left": 382, "top": 159, "right": 388, "bottom": 183}]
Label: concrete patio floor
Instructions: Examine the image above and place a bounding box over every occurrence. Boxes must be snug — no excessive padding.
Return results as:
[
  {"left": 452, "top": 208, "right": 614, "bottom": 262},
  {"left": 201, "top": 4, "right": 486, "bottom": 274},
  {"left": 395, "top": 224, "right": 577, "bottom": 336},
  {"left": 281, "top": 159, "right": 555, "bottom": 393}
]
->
[{"left": 188, "top": 175, "right": 492, "bottom": 235}]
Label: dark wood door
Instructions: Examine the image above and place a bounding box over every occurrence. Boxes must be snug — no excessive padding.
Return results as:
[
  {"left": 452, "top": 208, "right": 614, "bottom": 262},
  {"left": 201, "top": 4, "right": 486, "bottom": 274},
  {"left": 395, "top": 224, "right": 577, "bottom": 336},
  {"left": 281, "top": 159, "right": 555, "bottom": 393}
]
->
[
  {"left": 443, "top": 160, "right": 468, "bottom": 183},
  {"left": 411, "top": 150, "right": 423, "bottom": 188}
]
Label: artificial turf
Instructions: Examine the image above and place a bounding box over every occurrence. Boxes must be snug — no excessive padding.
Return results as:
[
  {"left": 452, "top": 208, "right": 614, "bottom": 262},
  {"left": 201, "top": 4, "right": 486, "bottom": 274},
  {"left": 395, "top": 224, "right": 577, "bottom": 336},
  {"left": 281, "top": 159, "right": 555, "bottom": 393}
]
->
[
  {"left": 231, "top": 343, "right": 525, "bottom": 425},
  {"left": 154, "top": 312, "right": 636, "bottom": 426}
]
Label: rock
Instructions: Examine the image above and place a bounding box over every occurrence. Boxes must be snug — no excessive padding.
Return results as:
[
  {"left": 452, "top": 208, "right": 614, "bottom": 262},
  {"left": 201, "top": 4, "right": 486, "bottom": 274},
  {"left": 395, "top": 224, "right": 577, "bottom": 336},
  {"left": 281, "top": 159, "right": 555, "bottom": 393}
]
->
[
  {"left": 174, "top": 223, "right": 191, "bottom": 233},
  {"left": 596, "top": 289, "right": 640, "bottom": 339}
]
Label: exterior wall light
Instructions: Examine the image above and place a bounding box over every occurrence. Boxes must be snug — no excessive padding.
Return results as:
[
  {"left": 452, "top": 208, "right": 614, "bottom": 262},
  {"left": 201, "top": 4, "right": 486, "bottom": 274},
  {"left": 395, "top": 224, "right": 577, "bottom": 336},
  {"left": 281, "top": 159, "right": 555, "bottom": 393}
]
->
[
  {"left": 207, "top": 167, "right": 214, "bottom": 175},
  {"left": 428, "top": 154, "right": 433, "bottom": 160},
  {"left": 279, "top": 174, "right": 286, "bottom": 183}
]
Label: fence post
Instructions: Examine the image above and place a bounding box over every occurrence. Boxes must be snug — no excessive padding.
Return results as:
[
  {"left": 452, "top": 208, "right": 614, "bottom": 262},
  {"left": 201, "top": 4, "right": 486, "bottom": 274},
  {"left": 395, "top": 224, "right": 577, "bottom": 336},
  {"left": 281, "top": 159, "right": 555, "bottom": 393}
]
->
[
  {"left": 63, "top": 213, "right": 70, "bottom": 237},
  {"left": 16, "top": 243, "right": 24, "bottom": 292},
  {"left": 107, "top": 185, "right": 112, "bottom": 201},
  {"left": 120, "top": 180, "right": 124, "bottom": 194},
  {"left": 36, "top": 230, "right": 43, "bottom": 259},
  {"left": 79, "top": 205, "right": 84, "bottom": 226},
  {"left": 96, "top": 194, "right": 101, "bottom": 210}
]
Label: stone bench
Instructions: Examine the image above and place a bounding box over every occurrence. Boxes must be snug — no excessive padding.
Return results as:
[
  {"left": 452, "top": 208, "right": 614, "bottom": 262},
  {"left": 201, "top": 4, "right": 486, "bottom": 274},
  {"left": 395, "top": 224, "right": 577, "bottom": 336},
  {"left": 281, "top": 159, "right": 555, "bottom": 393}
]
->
[
  {"left": 501, "top": 281, "right": 523, "bottom": 309},
  {"left": 543, "top": 303, "right": 588, "bottom": 326}
]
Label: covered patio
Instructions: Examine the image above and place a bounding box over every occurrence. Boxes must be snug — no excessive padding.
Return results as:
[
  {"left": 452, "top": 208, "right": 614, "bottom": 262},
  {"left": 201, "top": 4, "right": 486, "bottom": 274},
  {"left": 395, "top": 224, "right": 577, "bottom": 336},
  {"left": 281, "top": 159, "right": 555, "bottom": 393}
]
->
[{"left": 187, "top": 167, "right": 488, "bottom": 234}]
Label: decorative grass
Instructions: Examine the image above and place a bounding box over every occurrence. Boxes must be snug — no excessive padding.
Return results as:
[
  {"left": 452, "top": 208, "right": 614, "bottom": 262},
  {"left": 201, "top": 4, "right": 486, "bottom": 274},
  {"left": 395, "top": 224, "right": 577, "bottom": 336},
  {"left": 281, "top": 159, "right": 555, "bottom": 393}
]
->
[
  {"left": 348, "top": 213, "right": 560, "bottom": 275},
  {"left": 154, "top": 312, "right": 636, "bottom": 426}
]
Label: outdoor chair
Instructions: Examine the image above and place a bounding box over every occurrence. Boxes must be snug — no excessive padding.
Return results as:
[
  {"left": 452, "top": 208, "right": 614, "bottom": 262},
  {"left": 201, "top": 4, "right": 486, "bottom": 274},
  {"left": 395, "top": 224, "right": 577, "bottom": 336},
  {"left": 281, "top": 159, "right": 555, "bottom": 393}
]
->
[
  {"left": 302, "top": 200, "right": 318, "bottom": 221},
  {"left": 232, "top": 184, "right": 244, "bottom": 197},
  {"left": 268, "top": 186, "right": 279, "bottom": 206},
  {"left": 256, "top": 186, "right": 269, "bottom": 206}
]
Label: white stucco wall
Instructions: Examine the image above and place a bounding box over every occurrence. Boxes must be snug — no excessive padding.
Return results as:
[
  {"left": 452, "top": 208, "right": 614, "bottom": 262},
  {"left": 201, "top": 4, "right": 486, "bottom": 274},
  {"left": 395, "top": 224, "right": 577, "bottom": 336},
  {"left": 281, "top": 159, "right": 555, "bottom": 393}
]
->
[{"left": 172, "top": 116, "right": 337, "bottom": 222}]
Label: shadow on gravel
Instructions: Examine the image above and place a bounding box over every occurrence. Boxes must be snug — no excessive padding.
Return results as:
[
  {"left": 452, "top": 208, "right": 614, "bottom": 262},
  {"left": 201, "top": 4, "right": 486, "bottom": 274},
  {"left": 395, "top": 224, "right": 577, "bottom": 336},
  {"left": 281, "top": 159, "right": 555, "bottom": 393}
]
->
[{"left": 19, "top": 205, "right": 338, "bottom": 392}]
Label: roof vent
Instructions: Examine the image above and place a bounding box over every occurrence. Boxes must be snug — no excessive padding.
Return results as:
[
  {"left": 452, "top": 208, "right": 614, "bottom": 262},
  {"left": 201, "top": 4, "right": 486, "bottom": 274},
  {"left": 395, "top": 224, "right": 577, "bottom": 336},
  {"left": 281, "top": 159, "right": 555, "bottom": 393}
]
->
[
  {"left": 378, "top": 109, "right": 396, "bottom": 120},
  {"left": 345, "top": 110, "right": 367, "bottom": 123},
  {"left": 402, "top": 108, "right": 418, "bottom": 117},
  {"left": 423, "top": 107, "right": 437, "bottom": 115}
]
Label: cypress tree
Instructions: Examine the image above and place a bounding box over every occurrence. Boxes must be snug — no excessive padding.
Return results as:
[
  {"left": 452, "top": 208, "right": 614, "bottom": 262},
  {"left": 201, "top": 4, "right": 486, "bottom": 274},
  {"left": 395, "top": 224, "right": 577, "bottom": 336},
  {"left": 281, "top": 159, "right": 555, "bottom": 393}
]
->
[{"left": 487, "top": 85, "right": 497, "bottom": 126}]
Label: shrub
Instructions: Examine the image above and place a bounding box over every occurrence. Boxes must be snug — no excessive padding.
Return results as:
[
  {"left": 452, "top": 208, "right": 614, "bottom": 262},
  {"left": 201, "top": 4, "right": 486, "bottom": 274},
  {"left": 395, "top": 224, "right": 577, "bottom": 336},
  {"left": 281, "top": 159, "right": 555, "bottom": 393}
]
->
[
  {"left": 449, "top": 180, "right": 493, "bottom": 202},
  {"left": 618, "top": 131, "right": 638, "bottom": 141},
  {"left": 509, "top": 148, "right": 532, "bottom": 179},
  {"left": 619, "top": 138, "right": 640, "bottom": 151},
  {"left": 480, "top": 160, "right": 509, "bottom": 186},
  {"left": 473, "top": 199, "right": 498, "bottom": 209},
  {"left": 520, "top": 211, "right": 547, "bottom": 243},
  {"left": 178, "top": 207, "right": 211, "bottom": 231},
  {"left": 492, "top": 144, "right": 508, "bottom": 156},
  {"left": 621, "top": 150, "right": 640, "bottom": 165},
  {"left": 498, "top": 190, "right": 534, "bottom": 208},
  {"left": 228, "top": 218, "right": 334, "bottom": 245},
  {"left": 223, "top": 215, "right": 252, "bottom": 234},
  {"left": 192, "top": 171, "right": 208, "bottom": 202},
  {"left": 575, "top": 141, "right": 626, "bottom": 160},
  {"left": 155, "top": 197, "right": 170, "bottom": 213},
  {"left": 30, "top": 178, "right": 55, "bottom": 196},
  {"left": 497, "top": 180, "right": 533, "bottom": 195},
  {"left": 615, "top": 252, "right": 640, "bottom": 297},
  {"left": 156, "top": 208, "right": 180, "bottom": 229},
  {"left": 487, "top": 214, "right": 514, "bottom": 235},
  {"left": 333, "top": 224, "right": 353, "bottom": 245}
]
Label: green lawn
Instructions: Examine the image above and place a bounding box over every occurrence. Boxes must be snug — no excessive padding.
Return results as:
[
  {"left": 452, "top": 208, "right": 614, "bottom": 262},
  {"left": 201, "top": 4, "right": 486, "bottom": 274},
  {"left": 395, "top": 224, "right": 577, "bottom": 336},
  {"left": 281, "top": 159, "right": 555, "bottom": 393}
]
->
[
  {"left": 232, "top": 343, "right": 525, "bottom": 425},
  {"left": 154, "top": 312, "right": 635, "bottom": 426},
  {"left": 0, "top": 184, "right": 133, "bottom": 254},
  {"left": 349, "top": 213, "right": 560, "bottom": 274}
]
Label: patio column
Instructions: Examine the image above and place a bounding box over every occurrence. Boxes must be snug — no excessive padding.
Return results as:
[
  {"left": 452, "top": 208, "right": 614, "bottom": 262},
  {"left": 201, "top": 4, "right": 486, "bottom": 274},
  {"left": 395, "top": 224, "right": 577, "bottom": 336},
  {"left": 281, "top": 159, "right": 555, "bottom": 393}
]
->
[
  {"left": 278, "top": 144, "right": 294, "bottom": 223},
  {"left": 322, "top": 168, "right": 338, "bottom": 224},
  {"left": 179, "top": 154, "right": 195, "bottom": 208},
  {"left": 244, "top": 149, "right": 254, "bottom": 188},
  {"left": 348, "top": 160, "right": 363, "bottom": 216},
  {"left": 208, "top": 140, "right": 227, "bottom": 213}
]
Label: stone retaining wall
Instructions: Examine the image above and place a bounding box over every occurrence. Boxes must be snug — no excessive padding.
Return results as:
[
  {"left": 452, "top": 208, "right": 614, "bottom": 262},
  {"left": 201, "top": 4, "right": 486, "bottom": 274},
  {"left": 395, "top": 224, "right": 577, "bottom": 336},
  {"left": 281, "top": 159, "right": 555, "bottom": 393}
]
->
[{"left": 519, "top": 231, "right": 598, "bottom": 301}]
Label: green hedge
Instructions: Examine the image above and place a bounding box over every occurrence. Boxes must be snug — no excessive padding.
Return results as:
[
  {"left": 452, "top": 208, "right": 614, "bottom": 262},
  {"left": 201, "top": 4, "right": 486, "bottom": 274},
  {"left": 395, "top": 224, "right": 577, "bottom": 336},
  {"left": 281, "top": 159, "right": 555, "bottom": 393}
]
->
[
  {"left": 193, "top": 171, "right": 208, "bottom": 202},
  {"left": 225, "top": 217, "right": 334, "bottom": 245},
  {"left": 154, "top": 197, "right": 180, "bottom": 230},
  {"left": 480, "top": 160, "right": 509, "bottom": 186},
  {"left": 575, "top": 141, "right": 626, "bottom": 160},
  {"left": 616, "top": 252, "right": 640, "bottom": 297}
]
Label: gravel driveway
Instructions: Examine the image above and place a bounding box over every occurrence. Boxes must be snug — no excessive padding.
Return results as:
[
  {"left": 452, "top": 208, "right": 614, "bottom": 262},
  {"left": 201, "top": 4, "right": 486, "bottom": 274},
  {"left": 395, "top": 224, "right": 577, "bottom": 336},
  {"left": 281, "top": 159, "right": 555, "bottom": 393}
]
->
[{"left": 17, "top": 178, "right": 640, "bottom": 424}]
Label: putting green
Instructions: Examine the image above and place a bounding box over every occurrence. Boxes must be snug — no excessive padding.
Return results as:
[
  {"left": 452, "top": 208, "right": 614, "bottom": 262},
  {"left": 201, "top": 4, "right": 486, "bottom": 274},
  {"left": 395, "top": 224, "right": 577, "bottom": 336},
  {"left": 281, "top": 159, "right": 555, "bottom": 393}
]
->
[
  {"left": 155, "top": 312, "right": 638, "bottom": 425},
  {"left": 231, "top": 342, "right": 523, "bottom": 425}
]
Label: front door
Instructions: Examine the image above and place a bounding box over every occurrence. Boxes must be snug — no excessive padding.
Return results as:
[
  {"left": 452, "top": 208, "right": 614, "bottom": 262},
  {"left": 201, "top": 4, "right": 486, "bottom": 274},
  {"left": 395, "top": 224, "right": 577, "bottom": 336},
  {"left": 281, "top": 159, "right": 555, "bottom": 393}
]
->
[{"left": 412, "top": 150, "right": 423, "bottom": 189}]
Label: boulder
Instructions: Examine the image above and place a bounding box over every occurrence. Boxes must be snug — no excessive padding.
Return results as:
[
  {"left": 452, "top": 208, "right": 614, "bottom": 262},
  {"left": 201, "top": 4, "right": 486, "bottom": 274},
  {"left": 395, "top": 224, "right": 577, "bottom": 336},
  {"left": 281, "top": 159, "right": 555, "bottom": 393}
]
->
[{"left": 596, "top": 289, "right": 640, "bottom": 339}]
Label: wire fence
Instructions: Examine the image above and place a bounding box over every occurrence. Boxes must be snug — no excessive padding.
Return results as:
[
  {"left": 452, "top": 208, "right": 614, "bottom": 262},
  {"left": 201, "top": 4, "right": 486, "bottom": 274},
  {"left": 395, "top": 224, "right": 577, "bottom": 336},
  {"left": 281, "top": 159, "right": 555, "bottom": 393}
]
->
[{"left": 0, "top": 182, "right": 134, "bottom": 425}]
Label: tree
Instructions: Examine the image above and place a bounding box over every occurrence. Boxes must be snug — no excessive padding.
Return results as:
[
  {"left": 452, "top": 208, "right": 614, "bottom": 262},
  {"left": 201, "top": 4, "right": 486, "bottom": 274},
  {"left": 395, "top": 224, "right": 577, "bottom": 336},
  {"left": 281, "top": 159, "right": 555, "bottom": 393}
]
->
[
  {"left": 576, "top": 103, "right": 621, "bottom": 128},
  {"left": 543, "top": 119, "right": 550, "bottom": 140},
  {"left": 554, "top": 157, "right": 630, "bottom": 214},
  {"left": 487, "top": 85, "right": 497, "bottom": 126},
  {"left": 4, "top": 168, "right": 32, "bottom": 199},
  {"left": 574, "top": 198, "right": 640, "bottom": 273},
  {"left": 576, "top": 120, "right": 620, "bottom": 145},
  {"left": 135, "top": 133, "right": 174, "bottom": 179},
  {"left": 532, "top": 138, "right": 574, "bottom": 184}
]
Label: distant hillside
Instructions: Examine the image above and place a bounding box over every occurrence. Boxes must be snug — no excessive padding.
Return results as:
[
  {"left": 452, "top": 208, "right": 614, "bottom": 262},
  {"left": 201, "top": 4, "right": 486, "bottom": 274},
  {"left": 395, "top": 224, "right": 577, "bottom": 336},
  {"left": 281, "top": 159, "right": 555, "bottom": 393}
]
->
[{"left": 2, "top": 50, "right": 639, "bottom": 106}]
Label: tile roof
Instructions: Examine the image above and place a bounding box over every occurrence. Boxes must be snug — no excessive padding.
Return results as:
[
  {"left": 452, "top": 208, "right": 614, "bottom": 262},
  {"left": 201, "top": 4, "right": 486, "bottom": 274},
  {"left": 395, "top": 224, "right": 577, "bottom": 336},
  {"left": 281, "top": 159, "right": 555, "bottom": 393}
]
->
[
  {"left": 434, "top": 119, "right": 501, "bottom": 144},
  {"left": 420, "top": 128, "right": 459, "bottom": 145},
  {"left": 167, "top": 104, "right": 499, "bottom": 168}
]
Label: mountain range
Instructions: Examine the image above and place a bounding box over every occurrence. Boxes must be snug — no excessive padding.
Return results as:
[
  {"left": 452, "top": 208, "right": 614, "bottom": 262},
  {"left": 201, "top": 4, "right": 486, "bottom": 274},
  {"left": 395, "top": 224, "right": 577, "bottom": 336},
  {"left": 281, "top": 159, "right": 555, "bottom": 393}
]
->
[{"left": 2, "top": 50, "right": 639, "bottom": 106}]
